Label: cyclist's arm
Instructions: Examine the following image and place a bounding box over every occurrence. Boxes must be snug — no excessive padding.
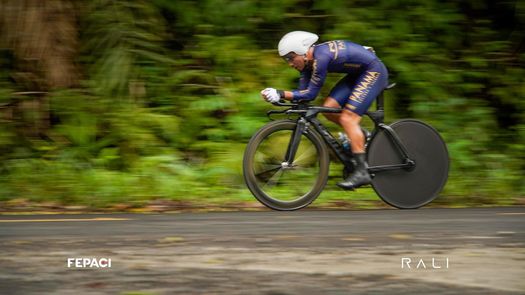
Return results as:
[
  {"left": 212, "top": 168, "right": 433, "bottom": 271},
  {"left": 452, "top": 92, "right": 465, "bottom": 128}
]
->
[
  {"left": 298, "top": 71, "right": 311, "bottom": 90},
  {"left": 278, "top": 70, "right": 312, "bottom": 101},
  {"left": 289, "top": 56, "right": 328, "bottom": 101}
]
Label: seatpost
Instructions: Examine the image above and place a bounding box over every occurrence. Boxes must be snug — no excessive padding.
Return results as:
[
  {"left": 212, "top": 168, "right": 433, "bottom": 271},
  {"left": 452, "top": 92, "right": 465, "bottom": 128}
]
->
[
  {"left": 364, "top": 91, "right": 385, "bottom": 125},
  {"left": 368, "top": 83, "right": 395, "bottom": 124},
  {"left": 377, "top": 92, "right": 384, "bottom": 111}
]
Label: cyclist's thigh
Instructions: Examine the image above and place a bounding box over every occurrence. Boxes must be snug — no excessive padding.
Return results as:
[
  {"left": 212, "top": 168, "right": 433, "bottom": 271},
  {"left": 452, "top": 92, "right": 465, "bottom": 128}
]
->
[
  {"left": 323, "top": 97, "right": 341, "bottom": 108},
  {"left": 345, "top": 62, "right": 388, "bottom": 116},
  {"left": 328, "top": 74, "right": 358, "bottom": 108}
]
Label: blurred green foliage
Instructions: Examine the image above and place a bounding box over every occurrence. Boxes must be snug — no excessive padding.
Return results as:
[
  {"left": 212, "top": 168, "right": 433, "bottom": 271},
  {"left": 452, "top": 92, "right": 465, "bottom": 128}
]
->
[{"left": 0, "top": 0, "right": 523, "bottom": 207}]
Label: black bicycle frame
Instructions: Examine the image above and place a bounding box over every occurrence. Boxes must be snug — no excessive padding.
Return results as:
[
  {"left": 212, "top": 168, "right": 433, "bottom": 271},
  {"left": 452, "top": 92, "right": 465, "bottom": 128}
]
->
[{"left": 274, "top": 86, "right": 415, "bottom": 174}]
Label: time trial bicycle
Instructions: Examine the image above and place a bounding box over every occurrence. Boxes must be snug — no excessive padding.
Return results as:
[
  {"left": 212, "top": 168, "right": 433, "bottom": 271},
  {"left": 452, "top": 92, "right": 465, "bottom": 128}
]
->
[{"left": 243, "top": 84, "right": 449, "bottom": 210}]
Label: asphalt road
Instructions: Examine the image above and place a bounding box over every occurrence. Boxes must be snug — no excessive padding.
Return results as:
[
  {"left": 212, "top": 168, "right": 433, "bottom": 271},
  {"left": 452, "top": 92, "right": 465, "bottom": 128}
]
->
[{"left": 1, "top": 207, "right": 524, "bottom": 294}]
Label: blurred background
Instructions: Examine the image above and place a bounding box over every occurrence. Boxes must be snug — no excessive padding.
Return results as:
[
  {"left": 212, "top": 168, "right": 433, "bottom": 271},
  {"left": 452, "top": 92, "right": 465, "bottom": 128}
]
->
[{"left": 0, "top": 0, "right": 523, "bottom": 210}]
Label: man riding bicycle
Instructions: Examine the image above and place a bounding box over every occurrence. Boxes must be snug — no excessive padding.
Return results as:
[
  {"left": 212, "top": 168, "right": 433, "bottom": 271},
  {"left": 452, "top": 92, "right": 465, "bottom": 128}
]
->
[{"left": 261, "top": 31, "right": 389, "bottom": 190}]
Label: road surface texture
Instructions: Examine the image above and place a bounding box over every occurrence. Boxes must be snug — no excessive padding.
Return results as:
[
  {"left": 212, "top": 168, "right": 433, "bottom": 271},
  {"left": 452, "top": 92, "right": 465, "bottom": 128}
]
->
[{"left": 0, "top": 207, "right": 524, "bottom": 294}]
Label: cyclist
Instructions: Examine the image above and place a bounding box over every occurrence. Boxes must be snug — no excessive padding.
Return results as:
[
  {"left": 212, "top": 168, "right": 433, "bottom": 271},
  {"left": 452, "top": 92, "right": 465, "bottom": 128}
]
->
[{"left": 261, "top": 31, "right": 389, "bottom": 190}]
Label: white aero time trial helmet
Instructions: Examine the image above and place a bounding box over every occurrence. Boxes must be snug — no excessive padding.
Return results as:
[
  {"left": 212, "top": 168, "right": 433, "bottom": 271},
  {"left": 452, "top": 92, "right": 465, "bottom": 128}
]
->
[{"left": 278, "top": 31, "right": 319, "bottom": 56}]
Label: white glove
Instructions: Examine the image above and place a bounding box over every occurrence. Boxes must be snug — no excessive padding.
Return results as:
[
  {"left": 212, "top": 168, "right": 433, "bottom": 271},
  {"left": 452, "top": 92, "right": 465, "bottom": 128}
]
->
[{"left": 261, "top": 88, "right": 280, "bottom": 103}]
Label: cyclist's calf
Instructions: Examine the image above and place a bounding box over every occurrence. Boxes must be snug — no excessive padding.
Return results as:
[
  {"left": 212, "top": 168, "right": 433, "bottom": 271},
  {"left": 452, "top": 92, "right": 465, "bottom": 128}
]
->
[{"left": 339, "top": 110, "right": 365, "bottom": 153}]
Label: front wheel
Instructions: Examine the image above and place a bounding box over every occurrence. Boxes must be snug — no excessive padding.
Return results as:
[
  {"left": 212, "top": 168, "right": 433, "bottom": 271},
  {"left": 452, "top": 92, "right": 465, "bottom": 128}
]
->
[
  {"left": 243, "top": 120, "right": 330, "bottom": 211},
  {"left": 367, "top": 119, "right": 449, "bottom": 209}
]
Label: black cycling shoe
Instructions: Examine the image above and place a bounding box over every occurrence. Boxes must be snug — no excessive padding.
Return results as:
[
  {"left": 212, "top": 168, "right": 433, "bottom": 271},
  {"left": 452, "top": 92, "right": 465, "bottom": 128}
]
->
[
  {"left": 337, "top": 169, "right": 371, "bottom": 190},
  {"left": 337, "top": 153, "right": 371, "bottom": 190}
]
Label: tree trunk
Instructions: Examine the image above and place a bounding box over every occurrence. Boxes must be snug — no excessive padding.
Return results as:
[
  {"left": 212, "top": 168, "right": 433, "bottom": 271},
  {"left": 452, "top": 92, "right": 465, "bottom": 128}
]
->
[{"left": 0, "top": 0, "right": 80, "bottom": 136}]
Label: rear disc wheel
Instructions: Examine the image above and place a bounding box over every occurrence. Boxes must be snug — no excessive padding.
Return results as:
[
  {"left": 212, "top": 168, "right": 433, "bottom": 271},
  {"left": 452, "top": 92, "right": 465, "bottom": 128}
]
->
[{"left": 367, "top": 119, "right": 449, "bottom": 209}]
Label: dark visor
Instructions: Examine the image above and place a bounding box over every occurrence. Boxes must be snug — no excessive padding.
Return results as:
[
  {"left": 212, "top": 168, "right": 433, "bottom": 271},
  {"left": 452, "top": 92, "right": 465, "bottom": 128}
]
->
[{"left": 282, "top": 53, "right": 296, "bottom": 62}]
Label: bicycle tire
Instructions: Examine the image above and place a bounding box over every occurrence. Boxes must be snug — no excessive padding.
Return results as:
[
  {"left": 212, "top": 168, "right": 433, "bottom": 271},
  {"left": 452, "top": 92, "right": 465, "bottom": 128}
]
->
[
  {"left": 243, "top": 119, "right": 330, "bottom": 211},
  {"left": 367, "top": 119, "right": 449, "bottom": 209}
]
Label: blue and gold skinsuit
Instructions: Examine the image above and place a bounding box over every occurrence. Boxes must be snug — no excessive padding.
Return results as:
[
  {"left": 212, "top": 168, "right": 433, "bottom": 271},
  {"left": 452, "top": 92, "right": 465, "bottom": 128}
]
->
[{"left": 291, "top": 40, "right": 388, "bottom": 116}]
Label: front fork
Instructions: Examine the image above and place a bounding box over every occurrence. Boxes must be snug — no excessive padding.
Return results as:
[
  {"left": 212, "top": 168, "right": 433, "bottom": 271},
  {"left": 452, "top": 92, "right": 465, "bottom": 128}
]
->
[{"left": 284, "top": 118, "right": 307, "bottom": 165}]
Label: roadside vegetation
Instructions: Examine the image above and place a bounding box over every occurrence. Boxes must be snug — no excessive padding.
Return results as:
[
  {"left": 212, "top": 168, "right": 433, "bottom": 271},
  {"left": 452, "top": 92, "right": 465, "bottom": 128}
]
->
[{"left": 0, "top": 0, "right": 523, "bottom": 210}]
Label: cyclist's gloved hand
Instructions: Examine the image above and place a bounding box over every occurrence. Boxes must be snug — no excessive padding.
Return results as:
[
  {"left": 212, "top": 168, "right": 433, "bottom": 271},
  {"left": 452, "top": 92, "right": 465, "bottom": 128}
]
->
[{"left": 261, "top": 88, "right": 280, "bottom": 103}]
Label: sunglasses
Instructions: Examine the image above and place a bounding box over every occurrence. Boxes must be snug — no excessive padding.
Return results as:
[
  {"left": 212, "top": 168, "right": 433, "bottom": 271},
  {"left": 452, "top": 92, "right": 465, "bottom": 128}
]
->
[{"left": 283, "top": 53, "right": 297, "bottom": 62}]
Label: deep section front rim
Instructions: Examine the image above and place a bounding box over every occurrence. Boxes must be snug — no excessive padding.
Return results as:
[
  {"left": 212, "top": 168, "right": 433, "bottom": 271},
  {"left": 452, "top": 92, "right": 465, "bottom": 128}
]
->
[{"left": 243, "top": 120, "right": 330, "bottom": 211}]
